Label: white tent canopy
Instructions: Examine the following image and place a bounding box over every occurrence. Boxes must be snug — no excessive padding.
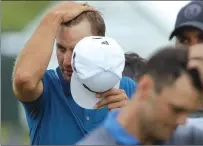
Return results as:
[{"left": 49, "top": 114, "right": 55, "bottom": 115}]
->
[{"left": 2, "top": 1, "right": 190, "bottom": 67}]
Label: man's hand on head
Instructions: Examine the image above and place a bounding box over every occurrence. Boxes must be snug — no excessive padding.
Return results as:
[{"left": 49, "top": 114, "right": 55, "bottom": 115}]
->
[
  {"left": 47, "top": 1, "right": 96, "bottom": 24},
  {"left": 94, "top": 89, "right": 129, "bottom": 110}
]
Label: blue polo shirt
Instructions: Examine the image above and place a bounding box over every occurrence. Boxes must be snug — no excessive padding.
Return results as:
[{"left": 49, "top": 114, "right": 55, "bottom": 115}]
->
[
  {"left": 103, "top": 110, "right": 141, "bottom": 145},
  {"left": 21, "top": 67, "right": 136, "bottom": 145},
  {"left": 103, "top": 111, "right": 165, "bottom": 145}
]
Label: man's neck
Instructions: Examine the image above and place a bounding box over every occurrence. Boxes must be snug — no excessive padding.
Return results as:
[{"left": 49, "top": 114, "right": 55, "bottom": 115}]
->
[{"left": 116, "top": 101, "right": 155, "bottom": 145}]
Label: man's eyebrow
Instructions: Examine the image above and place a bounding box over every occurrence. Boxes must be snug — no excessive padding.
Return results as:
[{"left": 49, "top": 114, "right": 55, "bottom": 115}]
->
[{"left": 56, "top": 43, "right": 66, "bottom": 49}]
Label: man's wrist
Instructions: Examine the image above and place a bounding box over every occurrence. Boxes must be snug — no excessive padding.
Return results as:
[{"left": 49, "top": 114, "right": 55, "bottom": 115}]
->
[{"left": 40, "top": 11, "right": 63, "bottom": 30}]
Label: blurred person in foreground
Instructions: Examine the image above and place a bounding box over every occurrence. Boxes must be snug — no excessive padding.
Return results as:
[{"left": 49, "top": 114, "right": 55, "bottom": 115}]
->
[
  {"left": 123, "top": 52, "right": 146, "bottom": 81},
  {"left": 169, "top": 0, "right": 203, "bottom": 127},
  {"left": 12, "top": 1, "right": 135, "bottom": 145},
  {"left": 77, "top": 46, "right": 203, "bottom": 145},
  {"left": 187, "top": 43, "right": 203, "bottom": 130}
]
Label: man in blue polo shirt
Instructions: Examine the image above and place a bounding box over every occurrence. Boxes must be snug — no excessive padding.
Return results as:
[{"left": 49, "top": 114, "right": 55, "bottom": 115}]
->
[{"left": 12, "top": 1, "right": 136, "bottom": 145}]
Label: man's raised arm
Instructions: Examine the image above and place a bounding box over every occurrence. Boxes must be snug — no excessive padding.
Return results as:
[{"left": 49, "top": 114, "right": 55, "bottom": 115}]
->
[{"left": 12, "top": 2, "right": 94, "bottom": 102}]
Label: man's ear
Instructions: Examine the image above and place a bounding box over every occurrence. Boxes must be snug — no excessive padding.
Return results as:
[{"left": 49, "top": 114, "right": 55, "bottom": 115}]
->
[{"left": 138, "top": 74, "right": 154, "bottom": 100}]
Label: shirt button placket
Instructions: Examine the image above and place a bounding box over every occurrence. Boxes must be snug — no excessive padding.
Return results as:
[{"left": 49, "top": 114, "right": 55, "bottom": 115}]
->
[
  {"left": 86, "top": 116, "right": 90, "bottom": 121},
  {"left": 84, "top": 111, "right": 92, "bottom": 132}
]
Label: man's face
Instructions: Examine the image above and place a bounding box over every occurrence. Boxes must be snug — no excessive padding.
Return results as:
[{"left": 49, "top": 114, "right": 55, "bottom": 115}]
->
[
  {"left": 139, "top": 74, "right": 200, "bottom": 141},
  {"left": 175, "top": 27, "right": 203, "bottom": 47},
  {"left": 56, "top": 19, "right": 93, "bottom": 81},
  {"left": 188, "top": 43, "right": 203, "bottom": 107},
  {"left": 189, "top": 44, "right": 203, "bottom": 81}
]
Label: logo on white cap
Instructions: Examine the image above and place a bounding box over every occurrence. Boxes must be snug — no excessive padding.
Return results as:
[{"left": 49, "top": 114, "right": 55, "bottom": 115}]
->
[{"left": 70, "top": 36, "right": 125, "bottom": 109}]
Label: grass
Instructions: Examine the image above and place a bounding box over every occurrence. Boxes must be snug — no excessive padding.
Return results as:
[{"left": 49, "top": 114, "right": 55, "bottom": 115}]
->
[
  {"left": 2, "top": 1, "right": 52, "bottom": 32},
  {"left": 1, "top": 122, "right": 30, "bottom": 144}
]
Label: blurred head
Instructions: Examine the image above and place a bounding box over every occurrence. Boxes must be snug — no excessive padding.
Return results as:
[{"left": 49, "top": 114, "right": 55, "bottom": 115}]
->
[
  {"left": 125, "top": 46, "right": 202, "bottom": 142},
  {"left": 169, "top": 1, "right": 203, "bottom": 47},
  {"left": 188, "top": 43, "right": 203, "bottom": 107},
  {"left": 56, "top": 11, "right": 106, "bottom": 81},
  {"left": 123, "top": 52, "right": 146, "bottom": 81}
]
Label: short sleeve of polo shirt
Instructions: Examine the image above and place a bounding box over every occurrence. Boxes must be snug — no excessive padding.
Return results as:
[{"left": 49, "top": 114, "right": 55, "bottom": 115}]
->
[{"left": 20, "top": 70, "right": 56, "bottom": 119}]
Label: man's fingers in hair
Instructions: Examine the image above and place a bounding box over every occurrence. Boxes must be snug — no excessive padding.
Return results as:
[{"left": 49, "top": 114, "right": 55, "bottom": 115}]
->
[
  {"left": 81, "top": 4, "right": 96, "bottom": 12},
  {"left": 82, "top": 2, "right": 88, "bottom": 6}
]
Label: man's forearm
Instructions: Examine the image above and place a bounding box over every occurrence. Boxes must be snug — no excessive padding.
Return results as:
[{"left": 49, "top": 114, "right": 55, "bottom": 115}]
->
[{"left": 13, "top": 12, "right": 62, "bottom": 87}]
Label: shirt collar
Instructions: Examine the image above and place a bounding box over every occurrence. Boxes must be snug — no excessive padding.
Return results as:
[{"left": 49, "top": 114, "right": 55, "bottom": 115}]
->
[{"left": 103, "top": 110, "right": 141, "bottom": 145}]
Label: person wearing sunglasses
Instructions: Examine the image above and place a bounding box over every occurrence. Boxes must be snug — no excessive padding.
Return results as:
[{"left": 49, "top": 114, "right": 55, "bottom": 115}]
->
[
  {"left": 77, "top": 46, "right": 203, "bottom": 145},
  {"left": 169, "top": 0, "right": 203, "bottom": 130},
  {"left": 187, "top": 43, "right": 203, "bottom": 130}
]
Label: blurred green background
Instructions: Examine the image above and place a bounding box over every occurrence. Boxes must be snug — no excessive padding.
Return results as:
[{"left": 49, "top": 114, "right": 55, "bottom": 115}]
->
[
  {"left": 1, "top": 1, "right": 52, "bottom": 144},
  {"left": 2, "top": 1, "right": 51, "bottom": 32}
]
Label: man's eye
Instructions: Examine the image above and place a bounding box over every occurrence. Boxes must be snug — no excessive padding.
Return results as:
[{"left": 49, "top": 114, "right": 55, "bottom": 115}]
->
[
  {"left": 57, "top": 47, "right": 66, "bottom": 53},
  {"left": 177, "top": 36, "right": 188, "bottom": 44}
]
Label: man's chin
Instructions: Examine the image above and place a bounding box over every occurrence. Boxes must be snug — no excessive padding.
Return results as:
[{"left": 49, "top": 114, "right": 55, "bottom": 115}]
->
[
  {"left": 63, "top": 74, "right": 72, "bottom": 82},
  {"left": 157, "top": 131, "right": 174, "bottom": 142}
]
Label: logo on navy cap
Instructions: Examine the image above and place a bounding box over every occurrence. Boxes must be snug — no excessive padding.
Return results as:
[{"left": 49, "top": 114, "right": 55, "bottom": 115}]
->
[{"left": 184, "top": 3, "right": 202, "bottom": 19}]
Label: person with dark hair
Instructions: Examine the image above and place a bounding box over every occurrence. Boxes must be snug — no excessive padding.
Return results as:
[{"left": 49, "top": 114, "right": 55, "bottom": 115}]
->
[
  {"left": 123, "top": 52, "right": 146, "bottom": 81},
  {"left": 12, "top": 2, "right": 136, "bottom": 145},
  {"left": 77, "top": 45, "right": 203, "bottom": 145},
  {"left": 169, "top": 1, "right": 203, "bottom": 47},
  {"left": 169, "top": 1, "right": 203, "bottom": 127},
  {"left": 187, "top": 43, "right": 203, "bottom": 129},
  {"left": 188, "top": 43, "right": 203, "bottom": 90}
]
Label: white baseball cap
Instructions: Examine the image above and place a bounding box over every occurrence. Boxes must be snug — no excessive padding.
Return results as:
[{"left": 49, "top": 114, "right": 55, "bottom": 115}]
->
[{"left": 70, "top": 36, "right": 125, "bottom": 109}]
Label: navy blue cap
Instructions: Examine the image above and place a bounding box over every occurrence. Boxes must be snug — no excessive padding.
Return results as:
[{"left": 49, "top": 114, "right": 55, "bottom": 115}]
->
[{"left": 169, "top": 1, "right": 203, "bottom": 40}]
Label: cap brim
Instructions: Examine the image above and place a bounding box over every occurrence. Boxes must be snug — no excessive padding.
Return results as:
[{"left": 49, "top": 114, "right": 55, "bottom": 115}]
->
[
  {"left": 70, "top": 73, "right": 120, "bottom": 109},
  {"left": 169, "top": 21, "right": 203, "bottom": 40}
]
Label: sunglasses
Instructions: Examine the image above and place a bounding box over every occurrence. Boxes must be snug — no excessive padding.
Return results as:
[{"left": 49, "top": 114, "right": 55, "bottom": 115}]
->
[{"left": 187, "top": 57, "right": 203, "bottom": 91}]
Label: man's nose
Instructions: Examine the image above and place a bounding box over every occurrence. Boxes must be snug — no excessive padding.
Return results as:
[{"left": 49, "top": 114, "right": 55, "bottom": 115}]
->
[{"left": 63, "top": 52, "right": 72, "bottom": 66}]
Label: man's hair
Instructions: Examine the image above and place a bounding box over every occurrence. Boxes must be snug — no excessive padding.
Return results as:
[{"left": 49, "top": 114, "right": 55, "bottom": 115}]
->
[
  {"left": 145, "top": 46, "right": 202, "bottom": 93},
  {"left": 123, "top": 52, "right": 146, "bottom": 81},
  {"left": 63, "top": 11, "right": 106, "bottom": 36}
]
